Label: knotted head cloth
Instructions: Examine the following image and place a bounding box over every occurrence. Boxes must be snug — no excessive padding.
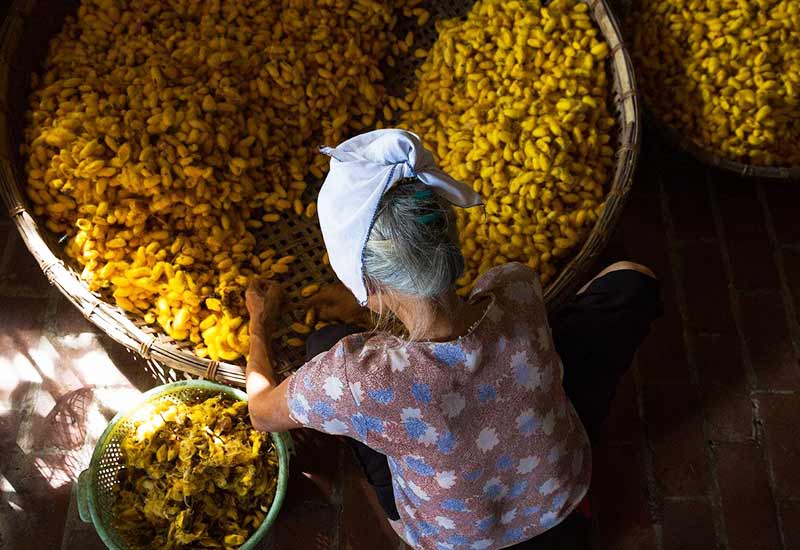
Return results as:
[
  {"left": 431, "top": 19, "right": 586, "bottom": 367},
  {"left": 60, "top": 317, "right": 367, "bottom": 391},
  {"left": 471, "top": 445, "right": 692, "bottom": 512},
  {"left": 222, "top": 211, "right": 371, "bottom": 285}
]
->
[{"left": 317, "top": 129, "right": 483, "bottom": 305}]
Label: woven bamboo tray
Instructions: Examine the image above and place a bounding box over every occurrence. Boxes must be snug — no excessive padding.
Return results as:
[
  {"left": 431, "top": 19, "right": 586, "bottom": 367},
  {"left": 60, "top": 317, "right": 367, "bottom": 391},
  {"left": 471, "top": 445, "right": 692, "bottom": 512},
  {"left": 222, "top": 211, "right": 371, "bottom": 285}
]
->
[{"left": 0, "top": 0, "right": 640, "bottom": 387}]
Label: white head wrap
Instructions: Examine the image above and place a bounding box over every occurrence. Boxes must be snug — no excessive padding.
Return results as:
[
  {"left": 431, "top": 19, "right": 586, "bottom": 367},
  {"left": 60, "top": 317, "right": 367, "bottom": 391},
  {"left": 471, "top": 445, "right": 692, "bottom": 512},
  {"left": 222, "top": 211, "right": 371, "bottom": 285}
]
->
[{"left": 317, "top": 129, "right": 483, "bottom": 305}]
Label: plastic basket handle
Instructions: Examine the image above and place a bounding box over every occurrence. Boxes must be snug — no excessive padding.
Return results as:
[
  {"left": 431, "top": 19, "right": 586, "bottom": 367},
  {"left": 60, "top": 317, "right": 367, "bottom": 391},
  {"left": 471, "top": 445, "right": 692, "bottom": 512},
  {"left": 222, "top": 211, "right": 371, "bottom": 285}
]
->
[{"left": 76, "top": 469, "right": 92, "bottom": 523}]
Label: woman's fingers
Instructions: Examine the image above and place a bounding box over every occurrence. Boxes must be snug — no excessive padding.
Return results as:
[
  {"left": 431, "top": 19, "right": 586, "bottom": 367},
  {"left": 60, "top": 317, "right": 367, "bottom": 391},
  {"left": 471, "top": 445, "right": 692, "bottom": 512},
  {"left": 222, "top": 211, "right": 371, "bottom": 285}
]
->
[
  {"left": 248, "top": 279, "right": 364, "bottom": 322},
  {"left": 248, "top": 278, "right": 281, "bottom": 297},
  {"left": 305, "top": 283, "right": 349, "bottom": 318},
  {"left": 306, "top": 283, "right": 346, "bottom": 306},
  {"left": 246, "top": 278, "right": 284, "bottom": 323},
  {"left": 247, "top": 278, "right": 269, "bottom": 295},
  {"left": 262, "top": 281, "right": 283, "bottom": 308}
]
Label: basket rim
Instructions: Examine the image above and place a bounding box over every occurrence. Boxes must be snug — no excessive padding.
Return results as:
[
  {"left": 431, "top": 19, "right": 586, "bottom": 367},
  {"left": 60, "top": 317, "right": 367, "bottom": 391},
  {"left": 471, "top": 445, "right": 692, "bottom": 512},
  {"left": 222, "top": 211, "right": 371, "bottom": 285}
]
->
[
  {"left": 651, "top": 109, "right": 800, "bottom": 180},
  {"left": 0, "top": 0, "right": 641, "bottom": 385},
  {"left": 543, "top": 0, "right": 641, "bottom": 307},
  {"left": 82, "top": 380, "right": 290, "bottom": 550}
]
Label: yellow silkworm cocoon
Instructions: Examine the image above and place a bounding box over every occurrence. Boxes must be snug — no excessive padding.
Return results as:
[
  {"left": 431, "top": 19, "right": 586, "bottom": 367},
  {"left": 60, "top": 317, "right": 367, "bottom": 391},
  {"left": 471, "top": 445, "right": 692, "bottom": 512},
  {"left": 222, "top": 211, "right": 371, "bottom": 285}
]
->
[{"left": 300, "top": 284, "right": 320, "bottom": 298}]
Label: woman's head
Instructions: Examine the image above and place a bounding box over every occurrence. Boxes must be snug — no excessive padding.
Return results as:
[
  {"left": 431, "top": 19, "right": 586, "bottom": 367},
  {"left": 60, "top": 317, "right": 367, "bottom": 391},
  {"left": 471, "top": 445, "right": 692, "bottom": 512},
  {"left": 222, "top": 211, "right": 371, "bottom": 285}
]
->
[
  {"left": 317, "top": 129, "right": 481, "bottom": 308},
  {"left": 362, "top": 178, "right": 464, "bottom": 311}
]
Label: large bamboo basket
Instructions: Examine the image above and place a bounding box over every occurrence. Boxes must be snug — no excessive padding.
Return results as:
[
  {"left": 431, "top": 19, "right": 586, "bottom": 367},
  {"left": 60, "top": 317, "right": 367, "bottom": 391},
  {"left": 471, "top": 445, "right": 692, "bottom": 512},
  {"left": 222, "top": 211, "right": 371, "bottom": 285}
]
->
[
  {"left": 609, "top": 0, "right": 800, "bottom": 181},
  {"left": 0, "top": 0, "right": 640, "bottom": 387}
]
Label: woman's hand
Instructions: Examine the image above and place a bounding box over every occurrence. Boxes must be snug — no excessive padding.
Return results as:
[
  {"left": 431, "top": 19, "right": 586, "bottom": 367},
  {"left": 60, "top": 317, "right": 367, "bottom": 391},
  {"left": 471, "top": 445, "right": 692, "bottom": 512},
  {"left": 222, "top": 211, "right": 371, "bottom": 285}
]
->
[
  {"left": 307, "top": 283, "right": 369, "bottom": 325},
  {"left": 246, "top": 278, "right": 282, "bottom": 331},
  {"left": 245, "top": 278, "right": 302, "bottom": 433}
]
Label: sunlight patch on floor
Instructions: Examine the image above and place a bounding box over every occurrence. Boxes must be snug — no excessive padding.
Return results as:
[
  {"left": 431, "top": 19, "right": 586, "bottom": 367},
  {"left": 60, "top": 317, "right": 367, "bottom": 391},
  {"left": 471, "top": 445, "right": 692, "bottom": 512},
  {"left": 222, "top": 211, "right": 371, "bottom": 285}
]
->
[
  {"left": 26, "top": 336, "right": 59, "bottom": 379},
  {"left": 33, "top": 456, "right": 74, "bottom": 489},
  {"left": 2, "top": 353, "right": 43, "bottom": 388},
  {"left": 0, "top": 475, "right": 16, "bottom": 493},
  {"left": 93, "top": 387, "right": 142, "bottom": 416}
]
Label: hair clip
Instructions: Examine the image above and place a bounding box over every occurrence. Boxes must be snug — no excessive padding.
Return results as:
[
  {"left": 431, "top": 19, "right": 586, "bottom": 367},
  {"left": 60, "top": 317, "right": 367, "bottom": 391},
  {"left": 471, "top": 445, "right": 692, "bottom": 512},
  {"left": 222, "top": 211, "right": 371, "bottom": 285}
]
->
[{"left": 417, "top": 212, "right": 441, "bottom": 224}]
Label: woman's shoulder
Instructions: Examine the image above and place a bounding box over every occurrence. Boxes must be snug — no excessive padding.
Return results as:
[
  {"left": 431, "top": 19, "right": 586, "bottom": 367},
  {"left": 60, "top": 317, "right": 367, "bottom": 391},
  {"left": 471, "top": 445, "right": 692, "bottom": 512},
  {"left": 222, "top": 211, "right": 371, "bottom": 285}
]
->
[
  {"left": 470, "top": 262, "right": 543, "bottom": 302},
  {"left": 334, "top": 331, "right": 412, "bottom": 376}
]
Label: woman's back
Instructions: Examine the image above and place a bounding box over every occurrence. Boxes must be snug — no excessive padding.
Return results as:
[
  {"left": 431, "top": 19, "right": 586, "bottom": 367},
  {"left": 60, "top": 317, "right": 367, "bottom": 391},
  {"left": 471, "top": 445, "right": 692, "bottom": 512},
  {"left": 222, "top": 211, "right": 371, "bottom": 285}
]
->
[{"left": 286, "top": 263, "right": 591, "bottom": 550}]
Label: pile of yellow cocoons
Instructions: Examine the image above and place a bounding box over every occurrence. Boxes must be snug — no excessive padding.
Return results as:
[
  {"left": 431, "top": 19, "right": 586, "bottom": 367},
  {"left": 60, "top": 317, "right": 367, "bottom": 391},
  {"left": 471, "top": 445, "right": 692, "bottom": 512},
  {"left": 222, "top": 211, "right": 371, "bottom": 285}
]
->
[
  {"left": 22, "top": 0, "right": 620, "bottom": 362},
  {"left": 21, "top": 0, "right": 420, "bottom": 362},
  {"left": 396, "top": 0, "right": 616, "bottom": 290},
  {"left": 628, "top": 0, "right": 800, "bottom": 167}
]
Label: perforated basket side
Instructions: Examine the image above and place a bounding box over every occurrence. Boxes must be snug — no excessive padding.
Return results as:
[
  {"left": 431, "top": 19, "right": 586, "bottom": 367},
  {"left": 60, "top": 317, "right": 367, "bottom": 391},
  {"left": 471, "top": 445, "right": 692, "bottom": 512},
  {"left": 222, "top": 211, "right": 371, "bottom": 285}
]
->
[{"left": 91, "top": 418, "right": 137, "bottom": 550}]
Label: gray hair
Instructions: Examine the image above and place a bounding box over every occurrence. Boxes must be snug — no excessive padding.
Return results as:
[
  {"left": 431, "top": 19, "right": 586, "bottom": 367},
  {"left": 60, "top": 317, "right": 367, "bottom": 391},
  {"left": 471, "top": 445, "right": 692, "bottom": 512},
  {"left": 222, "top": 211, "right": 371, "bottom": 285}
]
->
[{"left": 362, "top": 178, "right": 464, "bottom": 301}]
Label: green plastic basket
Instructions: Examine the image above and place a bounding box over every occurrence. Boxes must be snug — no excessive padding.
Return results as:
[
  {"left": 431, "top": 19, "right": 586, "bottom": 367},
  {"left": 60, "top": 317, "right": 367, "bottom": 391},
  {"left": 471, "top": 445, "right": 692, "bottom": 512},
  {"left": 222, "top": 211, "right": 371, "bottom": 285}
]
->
[{"left": 75, "top": 380, "right": 291, "bottom": 550}]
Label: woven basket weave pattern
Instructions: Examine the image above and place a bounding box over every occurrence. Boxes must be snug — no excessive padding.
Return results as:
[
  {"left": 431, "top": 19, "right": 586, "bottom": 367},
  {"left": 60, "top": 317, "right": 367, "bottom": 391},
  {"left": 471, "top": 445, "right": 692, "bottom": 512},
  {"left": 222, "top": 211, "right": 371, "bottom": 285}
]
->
[{"left": 0, "top": 0, "right": 640, "bottom": 386}]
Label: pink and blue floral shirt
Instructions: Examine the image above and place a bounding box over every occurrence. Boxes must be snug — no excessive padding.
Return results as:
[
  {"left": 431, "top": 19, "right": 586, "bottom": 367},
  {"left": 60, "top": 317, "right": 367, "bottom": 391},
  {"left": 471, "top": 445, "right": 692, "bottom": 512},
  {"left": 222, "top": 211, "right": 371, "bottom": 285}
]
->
[{"left": 286, "top": 263, "right": 592, "bottom": 550}]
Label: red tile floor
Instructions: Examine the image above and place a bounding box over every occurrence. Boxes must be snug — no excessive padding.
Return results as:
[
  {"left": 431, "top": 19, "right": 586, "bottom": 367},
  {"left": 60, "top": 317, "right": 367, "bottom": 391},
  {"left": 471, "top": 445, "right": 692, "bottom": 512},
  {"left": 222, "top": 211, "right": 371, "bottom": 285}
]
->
[{"left": 1, "top": 129, "right": 800, "bottom": 550}]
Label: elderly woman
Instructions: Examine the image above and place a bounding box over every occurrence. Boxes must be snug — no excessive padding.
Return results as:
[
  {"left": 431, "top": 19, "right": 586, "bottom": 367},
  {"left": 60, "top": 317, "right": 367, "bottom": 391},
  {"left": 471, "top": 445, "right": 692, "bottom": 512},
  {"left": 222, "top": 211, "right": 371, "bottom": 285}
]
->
[{"left": 245, "top": 130, "right": 661, "bottom": 550}]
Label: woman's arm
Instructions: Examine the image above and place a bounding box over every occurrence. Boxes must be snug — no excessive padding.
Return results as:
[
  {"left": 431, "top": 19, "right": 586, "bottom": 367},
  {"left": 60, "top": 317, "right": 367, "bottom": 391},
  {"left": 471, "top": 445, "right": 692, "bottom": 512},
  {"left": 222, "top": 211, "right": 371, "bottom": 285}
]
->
[{"left": 245, "top": 279, "right": 302, "bottom": 432}]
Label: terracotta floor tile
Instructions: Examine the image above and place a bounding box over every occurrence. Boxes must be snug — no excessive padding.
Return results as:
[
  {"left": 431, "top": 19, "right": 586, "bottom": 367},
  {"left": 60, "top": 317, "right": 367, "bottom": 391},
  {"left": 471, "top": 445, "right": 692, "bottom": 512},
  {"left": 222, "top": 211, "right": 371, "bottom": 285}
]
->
[
  {"left": 637, "top": 315, "right": 691, "bottom": 384},
  {"left": 781, "top": 247, "right": 800, "bottom": 328},
  {"left": 591, "top": 444, "right": 657, "bottom": 550},
  {"left": 778, "top": 499, "right": 800, "bottom": 550},
  {"left": 693, "top": 333, "right": 753, "bottom": 441},
  {"left": 678, "top": 242, "right": 735, "bottom": 333},
  {"left": 664, "top": 160, "right": 716, "bottom": 241},
  {"left": 738, "top": 292, "right": 799, "bottom": 390},
  {"left": 643, "top": 384, "right": 710, "bottom": 497},
  {"left": 764, "top": 184, "right": 800, "bottom": 244},
  {"left": 661, "top": 498, "right": 718, "bottom": 550},
  {"left": 758, "top": 393, "right": 800, "bottom": 499},
  {"left": 272, "top": 502, "right": 340, "bottom": 550},
  {"left": 714, "top": 441, "right": 782, "bottom": 550},
  {"left": 716, "top": 181, "right": 780, "bottom": 290}
]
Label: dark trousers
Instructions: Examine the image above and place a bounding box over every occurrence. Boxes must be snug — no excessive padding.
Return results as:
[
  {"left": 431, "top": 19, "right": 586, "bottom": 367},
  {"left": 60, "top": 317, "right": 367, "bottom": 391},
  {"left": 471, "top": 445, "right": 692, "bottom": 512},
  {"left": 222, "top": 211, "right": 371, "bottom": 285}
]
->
[{"left": 306, "top": 269, "right": 663, "bottom": 548}]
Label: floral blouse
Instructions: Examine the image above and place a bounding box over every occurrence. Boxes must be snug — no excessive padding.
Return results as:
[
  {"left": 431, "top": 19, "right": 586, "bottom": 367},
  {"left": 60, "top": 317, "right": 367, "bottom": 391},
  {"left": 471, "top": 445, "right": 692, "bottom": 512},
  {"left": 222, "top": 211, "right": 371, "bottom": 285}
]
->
[{"left": 286, "top": 263, "right": 592, "bottom": 550}]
